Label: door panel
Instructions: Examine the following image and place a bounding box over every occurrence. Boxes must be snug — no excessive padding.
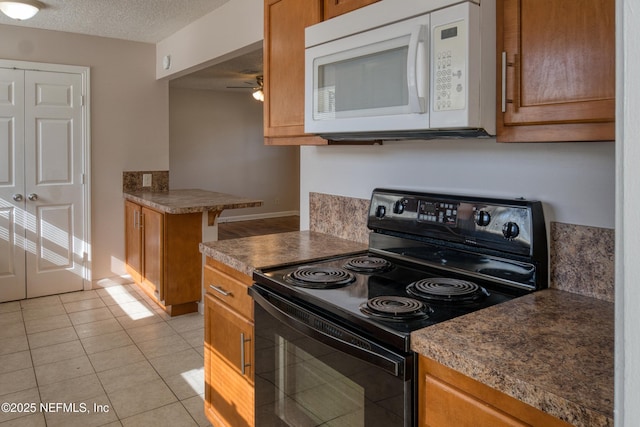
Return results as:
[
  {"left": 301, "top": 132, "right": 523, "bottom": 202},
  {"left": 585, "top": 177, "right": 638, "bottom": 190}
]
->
[
  {"left": 34, "top": 204, "right": 74, "bottom": 271},
  {"left": 36, "top": 119, "right": 73, "bottom": 184},
  {"left": 124, "top": 201, "right": 142, "bottom": 283},
  {"left": 142, "top": 207, "right": 163, "bottom": 301},
  {"left": 0, "top": 68, "right": 26, "bottom": 301},
  {"left": 25, "top": 70, "right": 85, "bottom": 298}
]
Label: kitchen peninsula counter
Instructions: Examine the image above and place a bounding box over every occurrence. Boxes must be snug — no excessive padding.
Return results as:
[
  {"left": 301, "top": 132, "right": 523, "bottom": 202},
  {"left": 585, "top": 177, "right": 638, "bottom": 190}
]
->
[
  {"left": 412, "top": 288, "right": 614, "bottom": 427},
  {"left": 123, "top": 189, "right": 262, "bottom": 315},
  {"left": 123, "top": 188, "right": 262, "bottom": 217},
  {"left": 200, "top": 231, "right": 613, "bottom": 427}
]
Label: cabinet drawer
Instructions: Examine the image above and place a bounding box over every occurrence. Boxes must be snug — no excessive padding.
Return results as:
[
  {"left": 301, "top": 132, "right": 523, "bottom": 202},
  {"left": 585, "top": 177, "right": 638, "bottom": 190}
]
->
[{"left": 204, "top": 265, "right": 253, "bottom": 320}]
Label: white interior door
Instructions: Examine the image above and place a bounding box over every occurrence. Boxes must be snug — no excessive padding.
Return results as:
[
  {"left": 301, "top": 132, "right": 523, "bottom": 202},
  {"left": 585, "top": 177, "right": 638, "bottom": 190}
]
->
[
  {"left": 0, "top": 65, "right": 88, "bottom": 302},
  {"left": 0, "top": 68, "right": 27, "bottom": 301},
  {"left": 24, "top": 70, "right": 85, "bottom": 298}
]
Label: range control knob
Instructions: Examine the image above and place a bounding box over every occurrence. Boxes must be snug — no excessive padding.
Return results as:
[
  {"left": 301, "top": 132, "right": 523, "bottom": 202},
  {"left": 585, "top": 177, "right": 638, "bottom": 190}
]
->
[
  {"left": 375, "top": 205, "right": 386, "bottom": 218},
  {"left": 475, "top": 210, "right": 491, "bottom": 227},
  {"left": 502, "top": 222, "right": 520, "bottom": 239},
  {"left": 393, "top": 200, "right": 405, "bottom": 214}
]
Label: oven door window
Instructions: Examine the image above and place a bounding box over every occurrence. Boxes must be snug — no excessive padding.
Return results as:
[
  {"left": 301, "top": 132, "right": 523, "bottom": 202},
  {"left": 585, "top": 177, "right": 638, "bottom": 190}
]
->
[{"left": 254, "top": 303, "right": 411, "bottom": 427}]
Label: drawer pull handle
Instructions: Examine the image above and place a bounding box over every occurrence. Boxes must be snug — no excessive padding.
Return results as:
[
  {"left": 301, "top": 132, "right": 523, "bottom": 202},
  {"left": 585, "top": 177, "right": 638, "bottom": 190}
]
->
[
  {"left": 240, "top": 332, "right": 251, "bottom": 375},
  {"left": 209, "top": 284, "right": 232, "bottom": 297}
]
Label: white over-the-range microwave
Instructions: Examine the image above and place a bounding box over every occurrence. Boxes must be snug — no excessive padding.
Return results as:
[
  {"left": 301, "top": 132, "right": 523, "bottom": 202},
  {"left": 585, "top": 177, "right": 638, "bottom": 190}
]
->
[{"left": 304, "top": 0, "right": 496, "bottom": 141}]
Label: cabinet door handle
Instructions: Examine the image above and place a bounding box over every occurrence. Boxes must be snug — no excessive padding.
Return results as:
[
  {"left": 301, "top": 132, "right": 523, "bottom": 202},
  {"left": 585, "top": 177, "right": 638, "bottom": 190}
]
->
[
  {"left": 513, "top": 53, "right": 519, "bottom": 112},
  {"left": 240, "top": 332, "right": 251, "bottom": 376},
  {"left": 501, "top": 51, "right": 519, "bottom": 113},
  {"left": 501, "top": 51, "right": 507, "bottom": 113},
  {"left": 209, "top": 284, "right": 232, "bottom": 297}
]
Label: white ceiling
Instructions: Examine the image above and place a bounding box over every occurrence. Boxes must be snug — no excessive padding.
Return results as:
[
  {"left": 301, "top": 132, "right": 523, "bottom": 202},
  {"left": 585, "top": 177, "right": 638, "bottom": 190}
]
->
[
  {"left": 0, "top": 0, "right": 231, "bottom": 43},
  {"left": 0, "top": 0, "right": 263, "bottom": 91}
]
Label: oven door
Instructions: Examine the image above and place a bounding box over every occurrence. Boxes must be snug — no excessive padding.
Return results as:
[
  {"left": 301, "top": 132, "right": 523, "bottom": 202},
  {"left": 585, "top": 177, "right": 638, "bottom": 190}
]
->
[{"left": 250, "top": 284, "right": 415, "bottom": 427}]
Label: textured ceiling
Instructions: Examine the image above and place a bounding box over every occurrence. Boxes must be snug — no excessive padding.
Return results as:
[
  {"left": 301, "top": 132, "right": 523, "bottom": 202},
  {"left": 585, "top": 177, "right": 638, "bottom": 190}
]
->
[
  {"left": 0, "top": 0, "right": 263, "bottom": 90},
  {"left": 0, "top": 0, "right": 231, "bottom": 43}
]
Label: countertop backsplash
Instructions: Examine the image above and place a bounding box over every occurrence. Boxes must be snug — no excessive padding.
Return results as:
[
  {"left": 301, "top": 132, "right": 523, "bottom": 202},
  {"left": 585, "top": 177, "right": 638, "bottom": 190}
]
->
[
  {"left": 550, "top": 222, "right": 615, "bottom": 302},
  {"left": 309, "top": 192, "right": 615, "bottom": 302},
  {"left": 122, "top": 170, "right": 169, "bottom": 193},
  {"left": 309, "top": 192, "right": 370, "bottom": 244}
]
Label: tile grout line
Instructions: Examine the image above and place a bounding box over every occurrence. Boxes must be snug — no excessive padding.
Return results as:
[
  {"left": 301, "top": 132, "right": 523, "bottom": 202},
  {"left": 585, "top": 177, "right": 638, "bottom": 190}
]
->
[
  {"left": 94, "top": 288, "right": 206, "bottom": 426},
  {"left": 1, "top": 287, "right": 208, "bottom": 427}
]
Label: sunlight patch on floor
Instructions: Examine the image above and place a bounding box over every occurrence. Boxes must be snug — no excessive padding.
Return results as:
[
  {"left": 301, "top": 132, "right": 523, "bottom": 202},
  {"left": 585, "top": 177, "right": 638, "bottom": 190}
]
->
[{"left": 105, "top": 285, "right": 155, "bottom": 320}]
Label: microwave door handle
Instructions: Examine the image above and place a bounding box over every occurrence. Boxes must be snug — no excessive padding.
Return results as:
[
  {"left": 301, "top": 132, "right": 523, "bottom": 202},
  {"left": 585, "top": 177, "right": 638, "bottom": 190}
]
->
[{"left": 407, "top": 24, "right": 427, "bottom": 113}]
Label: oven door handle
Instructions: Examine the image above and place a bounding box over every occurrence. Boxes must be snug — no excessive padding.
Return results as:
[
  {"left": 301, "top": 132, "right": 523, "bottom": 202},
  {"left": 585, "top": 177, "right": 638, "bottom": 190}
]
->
[{"left": 250, "top": 285, "right": 409, "bottom": 379}]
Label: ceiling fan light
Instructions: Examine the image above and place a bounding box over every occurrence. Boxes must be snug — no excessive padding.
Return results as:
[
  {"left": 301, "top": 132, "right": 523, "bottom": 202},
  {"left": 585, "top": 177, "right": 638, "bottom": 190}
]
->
[
  {"left": 0, "top": 0, "right": 42, "bottom": 20},
  {"left": 252, "top": 88, "right": 264, "bottom": 102}
]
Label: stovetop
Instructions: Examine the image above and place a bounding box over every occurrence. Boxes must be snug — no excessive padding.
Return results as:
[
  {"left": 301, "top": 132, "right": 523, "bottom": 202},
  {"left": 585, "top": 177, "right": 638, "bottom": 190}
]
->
[
  {"left": 254, "top": 253, "right": 524, "bottom": 353},
  {"left": 252, "top": 188, "right": 548, "bottom": 353}
]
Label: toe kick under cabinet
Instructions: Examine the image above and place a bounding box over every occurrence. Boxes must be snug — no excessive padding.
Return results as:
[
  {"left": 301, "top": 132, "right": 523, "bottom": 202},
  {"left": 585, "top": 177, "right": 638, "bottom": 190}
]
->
[{"left": 124, "top": 199, "right": 202, "bottom": 316}]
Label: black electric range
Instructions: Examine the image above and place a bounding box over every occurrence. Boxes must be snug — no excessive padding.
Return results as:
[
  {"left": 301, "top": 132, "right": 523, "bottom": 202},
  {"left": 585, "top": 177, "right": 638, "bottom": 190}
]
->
[
  {"left": 252, "top": 188, "right": 548, "bottom": 354},
  {"left": 250, "top": 188, "right": 548, "bottom": 427}
]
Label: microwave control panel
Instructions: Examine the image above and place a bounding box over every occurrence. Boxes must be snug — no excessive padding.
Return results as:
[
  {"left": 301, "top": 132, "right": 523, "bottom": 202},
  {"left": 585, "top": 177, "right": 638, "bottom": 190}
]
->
[{"left": 433, "top": 19, "right": 467, "bottom": 112}]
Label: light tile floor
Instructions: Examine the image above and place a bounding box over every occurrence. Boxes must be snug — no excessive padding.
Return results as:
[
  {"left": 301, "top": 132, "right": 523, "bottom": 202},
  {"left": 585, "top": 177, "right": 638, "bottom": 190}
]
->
[{"left": 0, "top": 280, "right": 212, "bottom": 427}]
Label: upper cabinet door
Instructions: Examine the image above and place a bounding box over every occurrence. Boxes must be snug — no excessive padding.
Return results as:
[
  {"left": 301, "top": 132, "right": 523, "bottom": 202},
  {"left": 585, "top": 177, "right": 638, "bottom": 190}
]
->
[
  {"left": 263, "top": 0, "right": 326, "bottom": 145},
  {"left": 323, "top": 0, "right": 380, "bottom": 20},
  {"left": 497, "top": 0, "right": 615, "bottom": 142}
]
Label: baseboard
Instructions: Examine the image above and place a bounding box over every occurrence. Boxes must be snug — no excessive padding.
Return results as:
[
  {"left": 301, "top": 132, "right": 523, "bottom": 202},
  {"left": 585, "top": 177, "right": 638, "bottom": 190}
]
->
[{"left": 217, "top": 211, "right": 300, "bottom": 224}]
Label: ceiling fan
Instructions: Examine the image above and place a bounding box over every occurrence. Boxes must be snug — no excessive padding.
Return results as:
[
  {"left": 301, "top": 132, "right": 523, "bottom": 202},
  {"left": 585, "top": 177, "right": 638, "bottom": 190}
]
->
[{"left": 227, "top": 75, "right": 264, "bottom": 101}]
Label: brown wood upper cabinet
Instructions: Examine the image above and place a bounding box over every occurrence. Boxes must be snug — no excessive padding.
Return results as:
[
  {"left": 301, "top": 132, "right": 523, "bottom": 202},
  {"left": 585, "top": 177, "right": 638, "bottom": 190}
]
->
[
  {"left": 263, "top": 0, "right": 326, "bottom": 145},
  {"left": 323, "top": 0, "right": 379, "bottom": 20},
  {"left": 497, "top": 0, "right": 615, "bottom": 142}
]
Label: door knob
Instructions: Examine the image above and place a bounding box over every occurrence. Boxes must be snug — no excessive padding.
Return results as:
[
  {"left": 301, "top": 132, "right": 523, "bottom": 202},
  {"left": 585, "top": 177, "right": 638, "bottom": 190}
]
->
[
  {"left": 27, "top": 193, "right": 38, "bottom": 201},
  {"left": 13, "top": 194, "right": 23, "bottom": 202}
]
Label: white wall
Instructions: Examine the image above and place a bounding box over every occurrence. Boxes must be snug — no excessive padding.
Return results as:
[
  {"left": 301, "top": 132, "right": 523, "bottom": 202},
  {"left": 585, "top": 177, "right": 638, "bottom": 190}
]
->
[
  {"left": 300, "top": 139, "right": 615, "bottom": 230},
  {"left": 0, "top": 24, "right": 169, "bottom": 282},
  {"left": 156, "top": 0, "right": 263, "bottom": 80},
  {"left": 169, "top": 88, "right": 299, "bottom": 219},
  {"left": 616, "top": 0, "right": 639, "bottom": 425}
]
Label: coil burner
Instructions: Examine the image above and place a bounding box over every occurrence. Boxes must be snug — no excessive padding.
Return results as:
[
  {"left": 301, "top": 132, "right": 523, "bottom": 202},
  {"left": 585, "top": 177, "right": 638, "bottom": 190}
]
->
[
  {"left": 343, "top": 256, "right": 393, "bottom": 273},
  {"left": 285, "top": 266, "right": 356, "bottom": 289},
  {"left": 407, "top": 278, "right": 489, "bottom": 304},
  {"left": 360, "top": 296, "right": 430, "bottom": 321}
]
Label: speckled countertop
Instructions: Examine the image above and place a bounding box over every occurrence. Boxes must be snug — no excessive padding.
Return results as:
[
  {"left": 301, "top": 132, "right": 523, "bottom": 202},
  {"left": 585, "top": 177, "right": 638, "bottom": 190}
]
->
[
  {"left": 412, "top": 289, "right": 614, "bottom": 427},
  {"left": 123, "top": 189, "right": 262, "bottom": 214},
  {"left": 201, "top": 231, "right": 614, "bottom": 426},
  {"left": 199, "top": 231, "right": 368, "bottom": 276}
]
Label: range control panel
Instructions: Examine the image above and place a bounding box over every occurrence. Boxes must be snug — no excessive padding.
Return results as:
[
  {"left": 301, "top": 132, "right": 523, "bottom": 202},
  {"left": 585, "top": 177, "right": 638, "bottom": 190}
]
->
[
  {"left": 367, "top": 189, "right": 546, "bottom": 258},
  {"left": 418, "top": 200, "right": 458, "bottom": 225}
]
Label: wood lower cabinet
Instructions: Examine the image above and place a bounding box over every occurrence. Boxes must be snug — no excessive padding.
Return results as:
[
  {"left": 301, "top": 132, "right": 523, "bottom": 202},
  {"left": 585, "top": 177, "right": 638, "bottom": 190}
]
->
[
  {"left": 124, "top": 200, "right": 143, "bottom": 284},
  {"left": 263, "top": 0, "right": 326, "bottom": 146},
  {"left": 141, "top": 207, "right": 163, "bottom": 299},
  {"left": 323, "top": 0, "right": 379, "bottom": 19},
  {"left": 497, "top": 0, "right": 615, "bottom": 142},
  {"left": 124, "top": 200, "right": 201, "bottom": 316},
  {"left": 418, "top": 356, "right": 572, "bottom": 427},
  {"left": 204, "top": 257, "right": 254, "bottom": 427}
]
